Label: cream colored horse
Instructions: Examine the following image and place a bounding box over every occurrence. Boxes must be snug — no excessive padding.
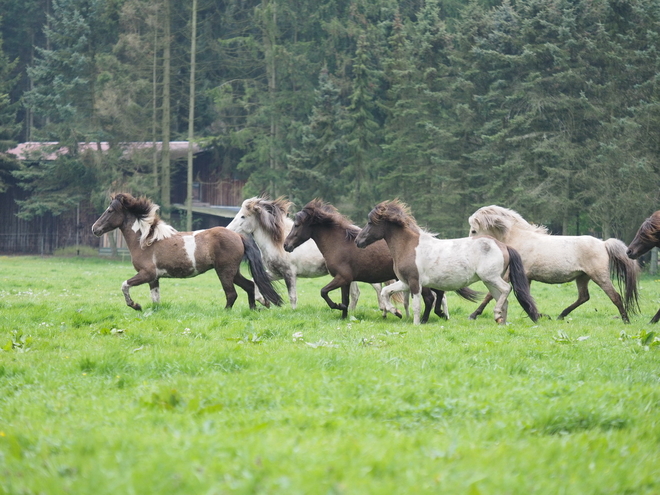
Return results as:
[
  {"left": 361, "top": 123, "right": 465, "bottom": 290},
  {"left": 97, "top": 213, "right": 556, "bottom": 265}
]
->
[{"left": 468, "top": 205, "right": 639, "bottom": 322}]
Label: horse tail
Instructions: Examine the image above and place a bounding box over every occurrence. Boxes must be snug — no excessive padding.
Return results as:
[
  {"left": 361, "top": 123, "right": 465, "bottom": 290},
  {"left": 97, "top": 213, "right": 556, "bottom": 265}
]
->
[
  {"left": 454, "top": 287, "right": 483, "bottom": 303},
  {"left": 507, "top": 247, "right": 540, "bottom": 323},
  {"left": 240, "top": 234, "right": 283, "bottom": 307},
  {"left": 604, "top": 238, "right": 640, "bottom": 315}
]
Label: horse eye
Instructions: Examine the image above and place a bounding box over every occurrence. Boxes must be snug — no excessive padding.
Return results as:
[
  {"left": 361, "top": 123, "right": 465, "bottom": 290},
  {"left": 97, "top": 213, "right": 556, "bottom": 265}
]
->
[
  {"left": 241, "top": 215, "right": 245, "bottom": 219},
  {"left": 471, "top": 229, "right": 477, "bottom": 234}
]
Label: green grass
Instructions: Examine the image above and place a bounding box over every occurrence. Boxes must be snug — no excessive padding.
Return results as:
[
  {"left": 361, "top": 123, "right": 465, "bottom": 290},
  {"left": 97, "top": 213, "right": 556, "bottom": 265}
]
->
[{"left": 1, "top": 255, "right": 659, "bottom": 494}]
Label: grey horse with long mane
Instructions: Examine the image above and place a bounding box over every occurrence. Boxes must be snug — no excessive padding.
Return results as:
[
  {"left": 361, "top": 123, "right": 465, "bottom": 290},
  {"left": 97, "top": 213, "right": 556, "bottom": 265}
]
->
[
  {"left": 468, "top": 205, "right": 639, "bottom": 322},
  {"left": 92, "top": 193, "right": 282, "bottom": 310}
]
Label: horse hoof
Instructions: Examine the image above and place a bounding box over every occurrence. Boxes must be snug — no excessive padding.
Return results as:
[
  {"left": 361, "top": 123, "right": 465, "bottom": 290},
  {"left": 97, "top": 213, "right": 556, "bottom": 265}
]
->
[
  {"left": 395, "top": 310, "right": 402, "bottom": 319},
  {"left": 468, "top": 314, "right": 478, "bottom": 320},
  {"left": 131, "top": 303, "right": 142, "bottom": 311},
  {"left": 495, "top": 317, "right": 505, "bottom": 324}
]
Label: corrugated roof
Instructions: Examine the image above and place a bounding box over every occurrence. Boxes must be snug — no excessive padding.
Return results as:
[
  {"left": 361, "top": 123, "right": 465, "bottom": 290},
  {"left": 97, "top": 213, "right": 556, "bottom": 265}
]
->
[{"left": 7, "top": 141, "right": 203, "bottom": 161}]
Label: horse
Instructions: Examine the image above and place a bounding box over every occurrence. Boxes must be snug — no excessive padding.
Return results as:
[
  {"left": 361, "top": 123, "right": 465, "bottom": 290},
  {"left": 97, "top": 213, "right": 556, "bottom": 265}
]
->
[
  {"left": 282, "top": 199, "right": 475, "bottom": 320},
  {"left": 355, "top": 200, "right": 540, "bottom": 325},
  {"left": 626, "top": 211, "right": 660, "bottom": 323},
  {"left": 468, "top": 205, "right": 639, "bottom": 323},
  {"left": 226, "top": 196, "right": 367, "bottom": 310},
  {"left": 91, "top": 193, "right": 282, "bottom": 311}
]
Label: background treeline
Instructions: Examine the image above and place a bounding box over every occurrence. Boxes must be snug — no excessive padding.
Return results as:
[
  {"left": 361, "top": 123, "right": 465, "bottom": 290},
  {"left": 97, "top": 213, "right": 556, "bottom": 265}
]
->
[{"left": 1, "top": 0, "right": 659, "bottom": 240}]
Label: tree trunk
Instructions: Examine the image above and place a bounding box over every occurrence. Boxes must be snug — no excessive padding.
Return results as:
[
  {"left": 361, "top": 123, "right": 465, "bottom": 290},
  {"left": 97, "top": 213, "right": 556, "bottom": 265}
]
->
[
  {"left": 186, "top": 0, "right": 198, "bottom": 231},
  {"left": 160, "top": 0, "right": 171, "bottom": 219}
]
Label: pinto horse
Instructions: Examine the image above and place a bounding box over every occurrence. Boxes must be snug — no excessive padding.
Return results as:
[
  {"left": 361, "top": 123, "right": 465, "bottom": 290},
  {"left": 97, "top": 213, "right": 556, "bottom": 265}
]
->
[
  {"left": 468, "top": 205, "right": 639, "bottom": 322},
  {"left": 627, "top": 211, "right": 660, "bottom": 322},
  {"left": 227, "top": 196, "right": 368, "bottom": 310},
  {"left": 91, "top": 193, "right": 282, "bottom": 311},
  {"left": 355, "top": 200, "right": 539, "bottom": 325},
  {"left": 283, "top": 199, "right": 476, "bottom": 320}
]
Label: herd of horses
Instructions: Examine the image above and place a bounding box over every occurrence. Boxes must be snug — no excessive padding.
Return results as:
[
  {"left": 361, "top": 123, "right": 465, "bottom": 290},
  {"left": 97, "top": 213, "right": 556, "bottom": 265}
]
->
[{"left": 92, "top": 193, "right": 660, "bottom": 325}]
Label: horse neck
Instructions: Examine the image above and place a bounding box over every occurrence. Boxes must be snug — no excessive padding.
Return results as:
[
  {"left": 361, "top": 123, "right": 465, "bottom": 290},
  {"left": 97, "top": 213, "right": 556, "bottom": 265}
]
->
[
  {"left": 252, "top": 219, "right": 289, "bottom": 260},
  {"left": 309, "top": 223, "right": 345, "bottom": 258},
  {"left": 118, "top": 215, "right": 147, "bottom": 252},
  {"left": 384, "top": 224, "right": 419, "bottom": 261}
]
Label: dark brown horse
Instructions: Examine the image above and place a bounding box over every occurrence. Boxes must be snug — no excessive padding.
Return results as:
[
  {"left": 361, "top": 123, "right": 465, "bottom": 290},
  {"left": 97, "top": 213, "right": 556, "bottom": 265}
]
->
[
  {"left": 283, "top": 199, "right": 476, "bottom": 320},
  {"left": 91, "top": 193, "right": 282, "bottom": 311},
  {"left": 627, "top": 211, "right": 660, "bottom": 322}
]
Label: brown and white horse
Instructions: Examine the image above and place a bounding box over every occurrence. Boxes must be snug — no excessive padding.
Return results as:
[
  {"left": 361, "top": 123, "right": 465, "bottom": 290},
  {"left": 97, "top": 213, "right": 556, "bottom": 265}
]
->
[
  {"left": 91, "top": 193, "right": 282, "bottom": 311},
  {"left": 627, "top": 211, "right": 660, "bottom": 323},
  {"left": 356, "top": 200, "right": 540, "bottom": 325},
  {"left": 469, "top": 205, "right": 639, "bottom": 322}
]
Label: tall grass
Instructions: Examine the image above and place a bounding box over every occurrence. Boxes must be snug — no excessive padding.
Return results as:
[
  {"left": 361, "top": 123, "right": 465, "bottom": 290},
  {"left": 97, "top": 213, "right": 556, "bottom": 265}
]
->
[{"left": 1, "top": 255, "right": 659, "bottom": 494}]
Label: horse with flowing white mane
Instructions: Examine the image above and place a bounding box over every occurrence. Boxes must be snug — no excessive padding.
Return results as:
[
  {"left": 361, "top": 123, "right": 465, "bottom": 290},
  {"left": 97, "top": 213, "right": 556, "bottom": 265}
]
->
[
  {"left": 468, "top": 205, "right": 639, "bottom": 322},
  {"left": 91, "top": 193, "right": 282, "bottom": 311},
  {"left": 226, "top": 196, "right": 372, "bottom": 310},
  {"left": 355, "top": 200, "right": 539, "bottom": 325}
]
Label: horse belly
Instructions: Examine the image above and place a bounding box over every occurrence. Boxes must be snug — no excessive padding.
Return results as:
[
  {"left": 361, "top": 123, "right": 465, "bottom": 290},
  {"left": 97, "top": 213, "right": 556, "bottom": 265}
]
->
[
  {"left": 154, "top": 234, "right": 207, "bottom": 278},
  {"left": 290, "top": 240, "right": 328, "bottom": 278},
  {"left": 416, "top": 240, "right": 476, "bottom": 290}
]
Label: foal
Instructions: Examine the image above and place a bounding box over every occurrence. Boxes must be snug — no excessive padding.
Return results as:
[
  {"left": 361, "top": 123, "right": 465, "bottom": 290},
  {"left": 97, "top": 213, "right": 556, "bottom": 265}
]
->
[
  {"left": 92, "top": 193, "right": 282, "bottom": 310},
  {"left": 355, "top": 200, "right": 540, "bottom": 325}
]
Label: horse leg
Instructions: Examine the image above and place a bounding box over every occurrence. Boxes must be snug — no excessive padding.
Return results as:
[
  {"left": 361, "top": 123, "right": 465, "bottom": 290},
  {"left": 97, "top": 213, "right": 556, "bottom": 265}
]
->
[
  {"left": 433, "top": 290, "right": 449, "bottom": 320},
  {"left": 589, "top": 272, "right": 630, "bottom": 323},
  {"left": 320, "top": 277, "right": 350, "bottom": 318},
  {"left": 558, "top": 274, "right": 591, "bottom": 320},
  {"left": 253, "top": 284, "right": 269, "bottom": 308},
  {"left": 149, "top": 280, "right": 160, "bottom": 304},
  {"left": 122, "top": 270, "right": 156, "bottom": 311},
  {"left": 420, "top": 288, "right": 435, "bottom": 324},
  {"left": 411, "top": 289, "right": 423, "bottom": 325},
  {"left": 380, "top": 280, "right": 409, "bottom": 318},
  {"left": 483, "top": 279, "right": 510, "bottom": 324},
  {"left": 233, "top": 272, "right": 256, "bottom": 309},
  {"left": 469, "top": 293, "right": 493, "bottom": 320},
  {"left": 284, "top": 272, "right": 297, "bottom": 309},
  {"left": 348, "top": 282, "right": 360, "bottom": 311},
  {"left": 650, "top": 307, "right": 660, "bottom": 324},
  {"left": 341, "top": 285, "right": 350, "bottom": 319}
]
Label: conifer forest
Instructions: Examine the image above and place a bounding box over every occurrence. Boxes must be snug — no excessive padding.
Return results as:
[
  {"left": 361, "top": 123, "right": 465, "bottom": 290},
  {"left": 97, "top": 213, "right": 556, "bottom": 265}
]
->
[{"left": 1, "top": 0, "right": 660, "bottom": 240}]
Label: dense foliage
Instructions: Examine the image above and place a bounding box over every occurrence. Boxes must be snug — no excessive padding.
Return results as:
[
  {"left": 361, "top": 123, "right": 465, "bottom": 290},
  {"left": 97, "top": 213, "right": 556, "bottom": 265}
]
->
[{"left": 1, "top": 0, "right": 660, "bottom": 237}]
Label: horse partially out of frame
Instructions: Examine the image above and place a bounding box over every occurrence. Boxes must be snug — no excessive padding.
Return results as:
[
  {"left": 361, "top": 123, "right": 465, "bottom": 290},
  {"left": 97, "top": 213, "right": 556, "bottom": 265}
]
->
[
  {"left": 226, "top": 196, "right": 368, "bottom": 310},
  {"left": 283, "top": 199, "right": 476, "bottom": 320},
  {"left": 91, "top": 193, "right": 282, "bottom": 311},
  {"left": 627, "top": 211, "right": 660, "bottom": 323},
  {"left": 355, "top": 200, "right": 539, "bottom": 325},
  {"left": 468, "top": 205, "right": 639, "bottom": 322}
]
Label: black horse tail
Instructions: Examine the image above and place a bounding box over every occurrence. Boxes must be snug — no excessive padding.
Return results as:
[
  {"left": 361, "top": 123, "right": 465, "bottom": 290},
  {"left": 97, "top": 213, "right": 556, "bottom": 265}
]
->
[
  {"left": 604, "top": 238, "right": 640, "bottom": 316},
  {"left": 507, "top": 247, "right": 539, "bottom": 323},
  {"left": 240, "top": 234, "right": 283, "bottom": 307},
  {"left": 454, "top": 287, "right": 483, "bottom": 303}
]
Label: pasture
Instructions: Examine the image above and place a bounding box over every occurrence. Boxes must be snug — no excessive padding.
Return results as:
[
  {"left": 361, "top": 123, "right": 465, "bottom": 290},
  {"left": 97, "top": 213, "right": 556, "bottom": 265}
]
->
[{"left": 1, "top": 255, "right": 659, "bottom": 494}]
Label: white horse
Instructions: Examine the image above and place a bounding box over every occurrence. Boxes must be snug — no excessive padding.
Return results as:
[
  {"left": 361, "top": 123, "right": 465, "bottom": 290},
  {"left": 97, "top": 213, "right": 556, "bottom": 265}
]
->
[
  {"left": 227, "top": 197, "right": 383, "bottom": 310},
  {"left": 468, "top": 205, "right": 640, "bottom": 322},
  {"left": 355, "top": 200, "right": 539, "bottom": 325}
]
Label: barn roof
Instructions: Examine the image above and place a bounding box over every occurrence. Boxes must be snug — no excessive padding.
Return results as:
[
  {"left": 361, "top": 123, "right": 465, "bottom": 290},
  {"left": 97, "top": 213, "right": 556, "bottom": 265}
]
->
[{"left": 7, "top": 141, "right": 203, "bottom": 162}]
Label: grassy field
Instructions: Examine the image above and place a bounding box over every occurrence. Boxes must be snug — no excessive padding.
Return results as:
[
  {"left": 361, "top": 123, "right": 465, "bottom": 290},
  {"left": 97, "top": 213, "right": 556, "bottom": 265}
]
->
[{"left": 1, "top": 255, "right": 659, "bottom": 494}]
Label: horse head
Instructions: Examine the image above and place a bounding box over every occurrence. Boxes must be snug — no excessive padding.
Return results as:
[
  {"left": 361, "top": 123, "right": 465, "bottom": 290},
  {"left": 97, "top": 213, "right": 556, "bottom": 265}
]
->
[
  {"left": 356, "top": 200, "right": 414, "bottom": 248},
  {"left": 92, "top": 194, "right": 131, "bottom": 236},
  {"left": 627, "top": 212, "right": 660, "bottom": 259},
  {"left": 283, "top": 207, "right": 313, "bottom": 253}
]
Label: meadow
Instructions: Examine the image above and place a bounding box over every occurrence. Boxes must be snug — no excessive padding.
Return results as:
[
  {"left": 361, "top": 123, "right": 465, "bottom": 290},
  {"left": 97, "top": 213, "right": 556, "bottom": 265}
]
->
[{"left": 1, "top": 255, "right": 659, "bottom": 494}]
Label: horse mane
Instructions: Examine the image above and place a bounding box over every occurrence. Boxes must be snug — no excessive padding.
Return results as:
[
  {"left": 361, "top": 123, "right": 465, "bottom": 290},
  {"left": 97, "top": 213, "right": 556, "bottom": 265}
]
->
[
  {"left": 113, "top": 192, "right": 177, "bottom": 248},
  {"left": 368, "top": 200, "right": 421, "bottom": 233},
  {"left": 469, "top": 205, "right": 549, "bottom": 236},
  {"left": 243, "top": 196, "right": 292, "bottom": 245},
  {"left": 636, "top": 211, "right": 660, "bottom": 244},
  {"left": 298, "top": 199, "right": 361, "bottom": 241}
]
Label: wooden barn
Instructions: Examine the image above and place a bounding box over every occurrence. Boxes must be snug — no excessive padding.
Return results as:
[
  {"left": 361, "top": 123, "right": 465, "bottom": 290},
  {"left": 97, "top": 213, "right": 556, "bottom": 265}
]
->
[{"left": 0, "top": 142, "right": 246, "bottom": 255}]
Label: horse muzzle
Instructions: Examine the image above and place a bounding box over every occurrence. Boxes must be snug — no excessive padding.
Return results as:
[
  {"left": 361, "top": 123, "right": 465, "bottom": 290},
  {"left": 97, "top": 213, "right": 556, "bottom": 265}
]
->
[
  {"left": 91, "top": 224, "right": 105, "bottom": 237},
  {"left": 283, "top": 242, "right": 295, "bottom": 253},
  {"left": 626, "top": 248, "right": 640, "bottom": 260}
]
